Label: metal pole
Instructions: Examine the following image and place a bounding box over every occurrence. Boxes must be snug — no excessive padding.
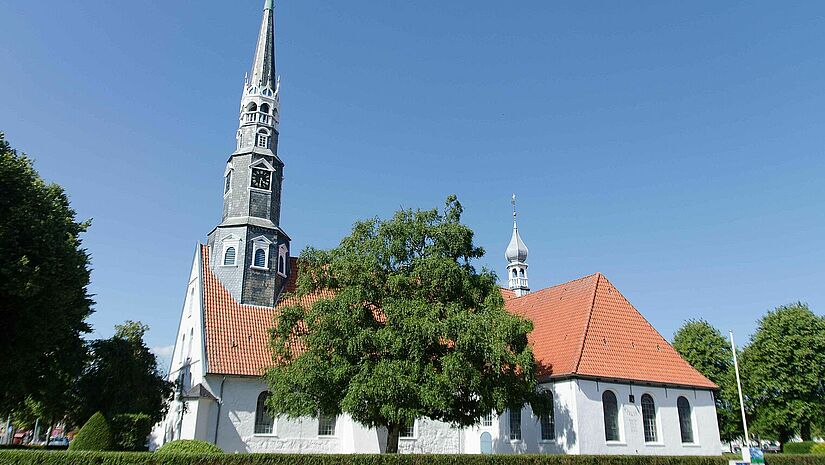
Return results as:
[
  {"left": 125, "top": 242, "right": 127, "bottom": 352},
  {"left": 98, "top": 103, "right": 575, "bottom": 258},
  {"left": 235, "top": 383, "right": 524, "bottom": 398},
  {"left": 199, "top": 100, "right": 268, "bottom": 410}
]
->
[{"left": 730, "top": 330, "right": 750, "bottom": 461}]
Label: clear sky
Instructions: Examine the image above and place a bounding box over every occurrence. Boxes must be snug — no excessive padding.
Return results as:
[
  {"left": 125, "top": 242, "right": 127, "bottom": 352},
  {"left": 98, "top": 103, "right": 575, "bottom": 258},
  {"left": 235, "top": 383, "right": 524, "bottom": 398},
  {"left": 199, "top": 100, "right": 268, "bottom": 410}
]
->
[{"left": 1, "top": 1, "right": 823, "bottom": 369}]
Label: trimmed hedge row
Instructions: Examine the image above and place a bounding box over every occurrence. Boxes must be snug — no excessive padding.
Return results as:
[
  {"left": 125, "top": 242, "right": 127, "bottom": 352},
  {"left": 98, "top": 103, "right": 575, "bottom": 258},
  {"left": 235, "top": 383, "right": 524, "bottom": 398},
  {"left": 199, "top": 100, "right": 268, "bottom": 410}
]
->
[
  {"left": 0, "top": 452, "right": 822, "bottom": 465},
  {"left": 0, "top": 451, "right": 735, "bottom": 465}
]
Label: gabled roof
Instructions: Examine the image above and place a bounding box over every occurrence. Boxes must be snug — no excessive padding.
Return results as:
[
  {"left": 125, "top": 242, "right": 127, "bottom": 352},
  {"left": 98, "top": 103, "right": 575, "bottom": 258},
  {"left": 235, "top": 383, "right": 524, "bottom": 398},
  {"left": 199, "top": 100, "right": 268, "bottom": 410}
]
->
[
  {"left": 200, "top": 244, "right": 714, "bottom": 389},
  {"left": 506, "top": 273, "right": 716, "bottom": 389}
]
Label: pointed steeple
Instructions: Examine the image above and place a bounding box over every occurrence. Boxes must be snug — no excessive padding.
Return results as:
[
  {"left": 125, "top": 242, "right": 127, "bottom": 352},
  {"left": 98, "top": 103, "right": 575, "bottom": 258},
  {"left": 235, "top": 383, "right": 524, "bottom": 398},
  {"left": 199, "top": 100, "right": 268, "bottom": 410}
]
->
[
  {"left": 505, "top": 194, "right": 530, "bottom": 296},
  {"left": 249, "top": 0, "right": 277, "bottom": 91}
]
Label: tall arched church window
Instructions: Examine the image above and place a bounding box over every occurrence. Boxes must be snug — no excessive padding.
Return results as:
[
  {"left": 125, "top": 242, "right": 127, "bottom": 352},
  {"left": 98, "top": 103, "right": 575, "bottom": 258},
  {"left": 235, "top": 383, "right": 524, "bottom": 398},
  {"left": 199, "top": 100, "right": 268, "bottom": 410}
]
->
[
  {"left": 602, "top": 390, "right": 619, "bottom": 441},
  {"left": 509, "top": 408, "right": 521, "bottom": 440},
  {"left": 677, "top": 396, "right": 694, "bottom": 443},
  {"left": 254, "top": 248, "right": 267, "bottom": 268},
  {"left": 278, "top": 255, "right": 285, "bottom": 274},
  {"left": 641, "top": 394, "right": 657, "bottom": 442},
  {"left": 223, "top": 247, "right": 236, "bottom": 266},
  {"left": 540, "top": 391, "right": 555, "bottom": 441},
  {"left": 254, "top": 392, "right": 274, "bottom": 434}
]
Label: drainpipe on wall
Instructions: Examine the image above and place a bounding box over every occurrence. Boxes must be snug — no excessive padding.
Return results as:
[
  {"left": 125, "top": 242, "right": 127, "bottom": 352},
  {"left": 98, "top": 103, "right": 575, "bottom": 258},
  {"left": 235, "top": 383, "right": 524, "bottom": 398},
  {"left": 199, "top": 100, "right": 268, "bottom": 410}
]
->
[{"left": 213, "top": 376, "right": 227, "bottom": 445}]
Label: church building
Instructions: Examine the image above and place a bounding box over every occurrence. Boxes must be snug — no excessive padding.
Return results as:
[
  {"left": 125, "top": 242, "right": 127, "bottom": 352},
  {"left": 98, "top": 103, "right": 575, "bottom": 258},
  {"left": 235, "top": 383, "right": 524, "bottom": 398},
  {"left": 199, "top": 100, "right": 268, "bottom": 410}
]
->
[{"left": 151, "top": 2, "right": 722, "bottom": 455}]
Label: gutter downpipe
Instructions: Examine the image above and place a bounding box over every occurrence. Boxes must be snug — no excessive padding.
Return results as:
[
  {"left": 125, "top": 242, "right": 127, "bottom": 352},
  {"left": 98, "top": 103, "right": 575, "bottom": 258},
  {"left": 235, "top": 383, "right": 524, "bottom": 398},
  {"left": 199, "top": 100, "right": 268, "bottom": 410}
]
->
[{"left": 213, "top": 376, "right": 227, "bottom": 445}]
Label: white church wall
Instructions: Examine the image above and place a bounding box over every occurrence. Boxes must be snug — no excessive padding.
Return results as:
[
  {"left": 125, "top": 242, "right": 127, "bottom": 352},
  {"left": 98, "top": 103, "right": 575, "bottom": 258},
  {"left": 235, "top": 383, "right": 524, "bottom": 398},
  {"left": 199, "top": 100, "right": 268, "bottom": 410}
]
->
[
  {"left": 210, "top": 376, "right": 342, "bottom": 453},
  {"left": 397, "top": 418, "right": 460, "bottom": 454},
  {"left": 151, "top": 248, "right": 208, "bottom": 450},
  {"left": 575, "top": 379, "right": 721, "bottom": 456}
]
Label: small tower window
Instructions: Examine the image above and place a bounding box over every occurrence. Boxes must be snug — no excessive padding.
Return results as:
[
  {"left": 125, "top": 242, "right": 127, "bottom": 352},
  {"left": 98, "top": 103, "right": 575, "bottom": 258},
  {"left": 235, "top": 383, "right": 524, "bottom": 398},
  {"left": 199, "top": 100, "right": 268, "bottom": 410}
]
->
[
  {"left": 277, "top": 244, "right": 288, "bottom": 277},
  {"left": 247, "top": 102, "right": 257, "bottom": 112},
  {"left": 223, "top": 247, "right": 236, "bottom": 266},
  {"left": 224, "top": 170, "right": 232, "bottom": 194},
  {"left": 256, "top": 129, "right": 270, "bottom": 148},
  {"left": 260, "top": 103, "right": 270, "bottom": 114},
  {"left": 254, "top": 248, "right": 266, "bottom": 268},
  {"left": 512, "top": 269, "right": 518, "bottom": 278}
]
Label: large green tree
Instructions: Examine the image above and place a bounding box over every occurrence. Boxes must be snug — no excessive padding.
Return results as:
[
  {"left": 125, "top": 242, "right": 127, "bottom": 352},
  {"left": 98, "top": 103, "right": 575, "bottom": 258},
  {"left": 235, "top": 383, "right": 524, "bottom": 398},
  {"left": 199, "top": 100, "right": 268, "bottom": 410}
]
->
[
  {"left": 0, "top": 133, "right": 93, "bottom": 417},
  {"left": 267, "top": 196, "right": 548, "bottom": 453},
  {"left": 672, "top": 319, "right": 743, "bottom": 442},
  {"left": 741, "top": 303, "right": 825, "bottom": 444},
  {"left": 73, "top": 321, "right": 174, "bottom": 425}
]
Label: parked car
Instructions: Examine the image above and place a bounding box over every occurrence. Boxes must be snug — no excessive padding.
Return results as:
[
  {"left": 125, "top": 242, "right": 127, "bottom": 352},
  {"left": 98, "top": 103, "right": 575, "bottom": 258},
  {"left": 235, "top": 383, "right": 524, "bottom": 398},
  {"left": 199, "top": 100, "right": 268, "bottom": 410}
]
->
[
  {"left": 48, "top": 437, "right": 70, "bottom": 446},
  {"left": 762, "top": 442, "right": 781, "bottom": 453}
]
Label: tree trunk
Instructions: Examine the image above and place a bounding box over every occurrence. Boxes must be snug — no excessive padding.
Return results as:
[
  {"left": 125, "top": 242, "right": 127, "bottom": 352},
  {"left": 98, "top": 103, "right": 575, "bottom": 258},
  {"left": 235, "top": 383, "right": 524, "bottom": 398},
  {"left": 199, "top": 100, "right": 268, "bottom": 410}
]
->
[
  {"left": 385, "top": 422, "right": 401, "bottom": 454},
  {"left": 800, "top": 421, "right": 812, "bottom": 441}
]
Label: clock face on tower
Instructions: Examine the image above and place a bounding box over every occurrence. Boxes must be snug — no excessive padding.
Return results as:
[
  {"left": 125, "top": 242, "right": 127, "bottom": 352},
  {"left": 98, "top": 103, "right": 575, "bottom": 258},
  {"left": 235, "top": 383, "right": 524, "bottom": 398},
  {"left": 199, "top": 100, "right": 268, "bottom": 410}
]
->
[{"left": 250, "top": 168, "right": 272, "bottom": 190}]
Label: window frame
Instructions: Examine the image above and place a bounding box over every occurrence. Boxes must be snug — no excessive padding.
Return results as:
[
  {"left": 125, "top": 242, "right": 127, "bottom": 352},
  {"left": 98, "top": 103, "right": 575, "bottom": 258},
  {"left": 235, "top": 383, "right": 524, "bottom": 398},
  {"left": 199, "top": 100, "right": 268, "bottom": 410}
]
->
[
  {"left": 481, "top": 411, "right": 493, "bottom": 428},
  {"left": 220, "top": 235, "right": 241, "bottom": 268},
  {"left": 509, "top": 408, "right": 522, "bottom": 441},
  {"left": 677, "top": 396, "right": 695, "bottom": 444},
  {"left": 539, "top": 391, "right": 555, "bottom": 442},
  {"left": 602, "top": 390, "right": 621, "bottom": 442},
  {"left": 277, "top": 244, "right": 288, "bottom": 277},
  {"left": 250, "top": 236, "right": 272, "bottom": 271},
  {"left": 317, "top": 413, "right": 337, "bottom": 437},
  {"left": 640, "top": 393, "right": 659, "bottom": 443},
  {"left": 253, "top": 392, "right": 276, "bottom": 436},
  {"left": 399, "top": 419, "right": 416, "bottom": 440}
]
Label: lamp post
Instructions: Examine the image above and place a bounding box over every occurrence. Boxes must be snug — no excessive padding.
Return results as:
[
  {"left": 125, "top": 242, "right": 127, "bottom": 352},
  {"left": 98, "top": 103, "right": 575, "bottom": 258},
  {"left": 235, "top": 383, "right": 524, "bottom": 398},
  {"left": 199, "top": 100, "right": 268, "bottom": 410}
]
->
[{"left": 730, "top": 330, "right": 751, "bottom": 463}]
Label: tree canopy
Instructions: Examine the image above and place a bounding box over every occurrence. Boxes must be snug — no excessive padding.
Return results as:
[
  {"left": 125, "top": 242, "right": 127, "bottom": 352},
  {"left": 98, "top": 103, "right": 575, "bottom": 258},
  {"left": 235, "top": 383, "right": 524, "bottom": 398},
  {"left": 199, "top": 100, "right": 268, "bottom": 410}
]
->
[
  {"left": 672, "top": 319, "right": 742, "bottom": 442},
  {"left": 72, "top": 321, "right": 174, "bottom": 425},
  {"left": 0, "top": 132, "right": 93, "bottom": 417},
  {"left": 266, "top": 196, "right": 547, "bottom": 453},
  {"left": 741, "top": 303, "right": 825, "bottom": 443}
]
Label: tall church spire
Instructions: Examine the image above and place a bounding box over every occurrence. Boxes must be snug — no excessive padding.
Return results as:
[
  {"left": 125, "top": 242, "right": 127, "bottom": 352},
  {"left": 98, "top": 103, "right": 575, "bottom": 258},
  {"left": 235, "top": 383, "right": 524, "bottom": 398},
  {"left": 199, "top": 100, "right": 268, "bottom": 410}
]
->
[
  {"left": 248, "top": 0, "right": 278, "bottom": 91},
  {"left": 505, "top": 194, "right": 530, "bottom": 296},
  {"left": 208, "top": 0, "right": 290, "bottom": 308}
]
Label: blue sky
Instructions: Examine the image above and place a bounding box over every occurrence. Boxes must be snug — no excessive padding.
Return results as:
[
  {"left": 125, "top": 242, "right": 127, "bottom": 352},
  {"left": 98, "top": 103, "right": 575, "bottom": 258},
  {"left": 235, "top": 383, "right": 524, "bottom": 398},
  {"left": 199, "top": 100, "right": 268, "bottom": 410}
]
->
[{"left": 1, "top": 1, "right": 823, "bottom": 368}]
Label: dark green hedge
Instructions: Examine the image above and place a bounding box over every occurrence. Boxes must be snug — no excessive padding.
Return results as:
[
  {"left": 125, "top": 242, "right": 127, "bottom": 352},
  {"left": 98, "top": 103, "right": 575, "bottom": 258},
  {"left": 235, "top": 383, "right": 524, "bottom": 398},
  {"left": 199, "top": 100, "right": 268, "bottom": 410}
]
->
[
  {"left": 112, "top": 413, "right": 154, "bottom": 452},
  {"left": 68, "top": 412, "right": 114, "bottom": 451},
  {"left": 767, "top": 456, "right": 825, "bottom": 465},
  {"left": 156, "top": 440, "right": 224, "bottom": 455},
  {"left": 784, "top": 442, "right": 817, "bottom": 454},
  {"left": 0, "top": 451, "right": 734, "bottom": 465}
]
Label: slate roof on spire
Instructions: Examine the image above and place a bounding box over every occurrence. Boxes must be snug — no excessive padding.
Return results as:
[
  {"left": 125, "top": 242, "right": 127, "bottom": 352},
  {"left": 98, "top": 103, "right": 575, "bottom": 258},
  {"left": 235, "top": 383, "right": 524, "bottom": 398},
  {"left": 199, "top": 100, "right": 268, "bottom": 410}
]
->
[{"left": 249, "top": 0, "right": 277, "bottom": 90}]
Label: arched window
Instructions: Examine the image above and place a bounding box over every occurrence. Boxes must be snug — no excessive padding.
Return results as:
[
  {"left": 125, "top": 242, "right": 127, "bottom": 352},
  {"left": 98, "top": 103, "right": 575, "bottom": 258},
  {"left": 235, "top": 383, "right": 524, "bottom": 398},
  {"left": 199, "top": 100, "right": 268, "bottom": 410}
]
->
[
  {"left": 256, "top": 129, "right": 269, "bottom": 148},
  {"left": 519, "top": 269, "right": 525, "bottom": 277},
  {"left": 254, "top": 392, "right": 274, "bottom": 434},
  {"left": 254, "top": 248, "right": 267, "bottom": 268},
  {"left": 512, "top": 269, "right": 518, "bottom": 278},
  {"left": 641, "top": 394, "right": 657, "bottom": 442},
  {"left": 246, "top": 102, "right": 257, "bottom": 112},
  {"left": 278, "top": 255, "right": 285, "bottom": 274},
  {"left": 509, "top": 408, "right": 521, "bottom": 440},
  {"left": 260, "top": 103, "right": 270, "bottom": 114},
  {"left": 677, "top": 396, "right": 694, "bottom": 443},
  {"left": 602, "top": 390, "right": 619, "bottom": 441},
  {"left": 223, "top": 247, "right": 236, "bottom": 266},
  {"left": 540, "top": 391, "right": 555, "bottom": 441}
]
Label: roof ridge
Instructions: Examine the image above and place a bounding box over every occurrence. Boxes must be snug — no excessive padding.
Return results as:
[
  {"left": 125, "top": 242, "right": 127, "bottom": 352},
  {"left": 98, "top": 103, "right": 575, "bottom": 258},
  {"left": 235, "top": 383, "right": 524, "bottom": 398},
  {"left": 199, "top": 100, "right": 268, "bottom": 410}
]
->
[
  {"left": 573, "top": 273, "right": 601, "bottom": 374},
  {"left": 509, "top": 272, "right": 601, "bottom": 300}
]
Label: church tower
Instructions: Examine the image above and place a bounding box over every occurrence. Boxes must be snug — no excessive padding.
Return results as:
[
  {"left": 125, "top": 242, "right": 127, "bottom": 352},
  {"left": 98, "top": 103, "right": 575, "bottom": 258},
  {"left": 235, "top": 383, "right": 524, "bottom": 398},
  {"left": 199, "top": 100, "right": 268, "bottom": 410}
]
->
[
  {"left": 505, "top": 194, "right": 530, "bottom": 297},
  {"left": 206, "top": 0, "right": 290, "bottom": 307}
]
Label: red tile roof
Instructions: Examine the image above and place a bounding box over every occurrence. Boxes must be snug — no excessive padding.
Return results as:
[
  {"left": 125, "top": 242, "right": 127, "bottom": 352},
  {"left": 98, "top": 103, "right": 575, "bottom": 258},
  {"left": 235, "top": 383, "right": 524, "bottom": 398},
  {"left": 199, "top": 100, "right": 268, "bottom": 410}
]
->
[
  {"left": 200, "top": 245, "right": 715, "bottom": 388},
  {"left": 506, "top": 273, "right": 716, "bottom": 389},
  {"left": 201, "top": 245, "right": 329, "bottom": 376}
]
